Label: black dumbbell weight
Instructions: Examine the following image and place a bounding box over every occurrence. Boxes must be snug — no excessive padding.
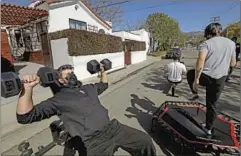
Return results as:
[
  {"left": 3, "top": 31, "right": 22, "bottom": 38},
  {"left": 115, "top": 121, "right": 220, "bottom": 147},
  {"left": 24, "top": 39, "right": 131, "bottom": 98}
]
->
[
  {"left": 37, "top": 67, "right": 59, "bottom": 87},
  {"left": 100, "top": 59, "right": 112, "bottom": 71},
  {"left": 1, "top": 67, "right": 58, "bottom": 98},
  {"left": 1, "top": 72, "right": 22, "bottom": 98},
  {"left": 87, "top": 60, "right": 101, "bottom": 74},
  {"left": 87, "top": 59, "right": 112, "bottom": 74}
]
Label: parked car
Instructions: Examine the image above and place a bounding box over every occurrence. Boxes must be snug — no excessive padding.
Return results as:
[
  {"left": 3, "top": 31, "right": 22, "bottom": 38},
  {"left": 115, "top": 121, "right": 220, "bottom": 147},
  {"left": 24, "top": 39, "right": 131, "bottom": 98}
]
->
[{"left": 165, "top": 48, "right": 182, "bottom": 60}]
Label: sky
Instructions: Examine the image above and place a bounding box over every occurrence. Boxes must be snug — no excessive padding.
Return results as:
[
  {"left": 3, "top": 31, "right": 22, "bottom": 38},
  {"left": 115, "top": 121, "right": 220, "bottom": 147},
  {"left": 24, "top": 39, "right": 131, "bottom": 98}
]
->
[{"left": 2, "top": 0, "right": 240, "bottom": 32}]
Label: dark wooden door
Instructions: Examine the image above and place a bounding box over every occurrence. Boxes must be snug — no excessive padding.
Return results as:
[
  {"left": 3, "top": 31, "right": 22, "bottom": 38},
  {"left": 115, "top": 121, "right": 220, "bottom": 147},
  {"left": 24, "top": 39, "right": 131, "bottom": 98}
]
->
[
  {"left": 124, "top": 51, "right": 131, "bottom": 65},
  {"left": 40, "top": 33, "right": 52, "bottom": 67}
]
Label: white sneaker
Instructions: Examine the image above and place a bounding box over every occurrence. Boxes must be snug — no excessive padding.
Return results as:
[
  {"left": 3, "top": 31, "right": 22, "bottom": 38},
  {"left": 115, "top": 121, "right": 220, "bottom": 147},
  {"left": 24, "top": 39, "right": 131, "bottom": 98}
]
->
[{"left": 201, "top": 123, "right": 212, "bottom": 135}]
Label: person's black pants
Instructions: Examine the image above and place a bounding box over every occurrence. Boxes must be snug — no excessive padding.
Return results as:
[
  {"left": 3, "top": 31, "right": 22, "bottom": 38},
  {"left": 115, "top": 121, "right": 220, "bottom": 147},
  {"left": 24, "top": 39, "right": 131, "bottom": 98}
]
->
[
  {"left": 67, "top": 119, "right": 156, "bottom": 156},
  {"left": 226, "top": 66, "right": 234, "bottom": 81},
  {"left": 187, "top": 69, "right": 226, "bottom": 129},
  {"left": 166, "top": 79, "right": 182, "bottom": 96}
]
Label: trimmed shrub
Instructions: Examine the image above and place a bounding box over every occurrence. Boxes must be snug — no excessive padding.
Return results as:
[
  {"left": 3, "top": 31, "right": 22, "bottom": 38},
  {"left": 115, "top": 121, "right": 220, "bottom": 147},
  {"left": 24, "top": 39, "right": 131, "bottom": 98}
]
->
[
  {"left": 123, "top": 40, "right": 146, "bottom": 51},
  {"left": 48, "top": 29, "right": 123, "bottom": 56}
]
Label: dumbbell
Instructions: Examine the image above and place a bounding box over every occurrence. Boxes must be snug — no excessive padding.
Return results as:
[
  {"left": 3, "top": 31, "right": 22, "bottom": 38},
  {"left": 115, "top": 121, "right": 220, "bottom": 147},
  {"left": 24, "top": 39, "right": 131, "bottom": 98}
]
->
[
  {"left": 87, "top": 59, "right": 112, "bottom": 74},
  {"left": 1, "top": 67, "right": 59, "bottom": 98},
  {"left": 18, "top": 141, "right": 33, "bottom": 156}
]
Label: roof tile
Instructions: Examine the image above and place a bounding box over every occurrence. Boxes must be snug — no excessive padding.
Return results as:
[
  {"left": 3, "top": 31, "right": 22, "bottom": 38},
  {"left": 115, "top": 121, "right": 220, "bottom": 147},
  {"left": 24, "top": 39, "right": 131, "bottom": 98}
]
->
[{"left": 1, "top": 3, "right": 48, "bottom": 26}]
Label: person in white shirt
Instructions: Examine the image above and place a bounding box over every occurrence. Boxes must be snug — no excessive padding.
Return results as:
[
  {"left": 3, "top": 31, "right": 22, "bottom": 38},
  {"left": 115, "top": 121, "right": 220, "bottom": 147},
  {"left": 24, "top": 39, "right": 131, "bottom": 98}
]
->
[{"left": 163, "top": 55, "right": 187, "bottom": 96}]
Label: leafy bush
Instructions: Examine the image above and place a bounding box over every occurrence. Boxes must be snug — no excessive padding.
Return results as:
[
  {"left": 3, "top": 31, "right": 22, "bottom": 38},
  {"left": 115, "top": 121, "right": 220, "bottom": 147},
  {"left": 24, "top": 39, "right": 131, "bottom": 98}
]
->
[
  {"left": 48, "top": 29, "right": 123, "bottom": 56},
  {"left": 123, "top": 40, "right": 146, "bottom": 51}
]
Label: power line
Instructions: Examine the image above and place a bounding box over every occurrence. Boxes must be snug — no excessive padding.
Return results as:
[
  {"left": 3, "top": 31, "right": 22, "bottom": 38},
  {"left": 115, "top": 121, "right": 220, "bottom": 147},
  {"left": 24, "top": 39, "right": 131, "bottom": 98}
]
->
[
  {"left": 124, "top": 0, "right": 186, "bottom": 13},
  {"left": 220, "top": 3, "right": 239, "bottom": 15},
  {"left": 93, "top": 0, "right": 133, "bottom": 9}
]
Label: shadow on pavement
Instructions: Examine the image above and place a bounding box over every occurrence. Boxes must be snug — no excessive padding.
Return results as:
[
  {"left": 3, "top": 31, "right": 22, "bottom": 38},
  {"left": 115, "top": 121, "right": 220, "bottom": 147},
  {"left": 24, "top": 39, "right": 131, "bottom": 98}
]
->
[
  {"left": 125, "top": 94, "right": 201, "bottom": 156},
  {"left": 142, "top": 66, "right": 240, "bottom": 119}
]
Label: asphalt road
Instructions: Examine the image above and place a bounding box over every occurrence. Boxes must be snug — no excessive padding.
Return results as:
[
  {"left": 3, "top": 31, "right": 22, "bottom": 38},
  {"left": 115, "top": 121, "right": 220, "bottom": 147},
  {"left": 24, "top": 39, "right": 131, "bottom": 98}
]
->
[{"left": 3, "top": 48, "right": 240, "bottom": 156}]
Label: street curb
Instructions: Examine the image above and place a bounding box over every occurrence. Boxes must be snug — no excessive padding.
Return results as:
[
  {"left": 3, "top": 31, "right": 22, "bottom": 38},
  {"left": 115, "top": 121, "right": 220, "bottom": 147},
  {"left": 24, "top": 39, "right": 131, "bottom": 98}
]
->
[{"left": 111, "top": 62, "right": 156, "bottom": 85}]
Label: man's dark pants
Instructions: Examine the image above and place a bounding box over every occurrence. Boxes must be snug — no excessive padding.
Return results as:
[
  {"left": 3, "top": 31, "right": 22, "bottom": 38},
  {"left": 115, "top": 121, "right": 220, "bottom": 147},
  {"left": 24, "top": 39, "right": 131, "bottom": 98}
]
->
[
  {"left": 186, "top": 69, "right": 226, "bottom": 130},
  {"left": 66, "top": 119, "right": 156, "bottom": 156},
  {"left": 163, "top": 79, "right": 182, "bottom": 96},
  {"left": 226, "top": 52, "right": 239, "bottom": 81}
]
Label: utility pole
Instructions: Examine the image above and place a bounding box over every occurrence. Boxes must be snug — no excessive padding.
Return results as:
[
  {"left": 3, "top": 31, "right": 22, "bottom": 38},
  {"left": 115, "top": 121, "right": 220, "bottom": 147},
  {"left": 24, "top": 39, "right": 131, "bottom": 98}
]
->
[{"left": 210, "top": 16, "right": 220, "bottom": 23}]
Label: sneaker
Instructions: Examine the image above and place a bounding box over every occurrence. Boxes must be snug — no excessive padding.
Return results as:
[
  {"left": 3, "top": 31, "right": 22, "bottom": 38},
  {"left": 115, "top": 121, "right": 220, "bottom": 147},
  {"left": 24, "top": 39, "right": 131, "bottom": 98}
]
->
[
  {"left": 201, "top": 123, "right": 212, "bottom": 136},
  {"left": 189, "top": 94, "right": 199, "bottom": 101}
]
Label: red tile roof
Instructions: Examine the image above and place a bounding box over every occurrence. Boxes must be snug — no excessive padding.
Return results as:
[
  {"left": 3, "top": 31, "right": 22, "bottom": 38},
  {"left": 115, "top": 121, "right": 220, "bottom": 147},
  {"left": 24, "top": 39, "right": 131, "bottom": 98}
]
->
[
  {"left": 1, "top": 3, "right": 48, "bottom": 26},
  {"left": 33, "top": 0, "right": 112, "bottom": 28}
]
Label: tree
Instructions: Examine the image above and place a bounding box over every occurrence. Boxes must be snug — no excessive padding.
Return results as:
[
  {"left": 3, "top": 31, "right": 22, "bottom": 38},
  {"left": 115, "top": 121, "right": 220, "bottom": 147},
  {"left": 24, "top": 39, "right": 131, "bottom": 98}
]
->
[
  {"left": 143, "top": 13, "right": 184, "bottom": 51},
  {"left": 122, "top": 17, "right": 146, "bottom": 32},
  {"left": 83, "top": 0, "right": 124, "bottom": 26},
  {"left": 222, "top": 21, "right": 240, "bottom": 39}
]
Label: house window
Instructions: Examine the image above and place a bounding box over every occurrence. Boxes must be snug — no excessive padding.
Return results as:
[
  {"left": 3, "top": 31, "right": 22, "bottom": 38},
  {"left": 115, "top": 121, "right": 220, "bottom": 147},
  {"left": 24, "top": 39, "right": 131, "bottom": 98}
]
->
[
  {"left": 88, "top": 24, "right": 98, "bottom": 33},
  {"left": 69, "top": 19, "right": 87, "bottom": 30},
  {"left": 22, "top": 28, "right": 32, "bottom": 51},
  {"left": 14, "top": 30, "right": 23, "bottom": 48}
]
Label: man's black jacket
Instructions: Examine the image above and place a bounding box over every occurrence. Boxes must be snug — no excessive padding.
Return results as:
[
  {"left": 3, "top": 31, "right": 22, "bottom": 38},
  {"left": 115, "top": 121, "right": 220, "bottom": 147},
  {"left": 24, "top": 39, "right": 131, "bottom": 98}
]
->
[{"left": 17, "top": 82, "right": 110, "bottom": 141}]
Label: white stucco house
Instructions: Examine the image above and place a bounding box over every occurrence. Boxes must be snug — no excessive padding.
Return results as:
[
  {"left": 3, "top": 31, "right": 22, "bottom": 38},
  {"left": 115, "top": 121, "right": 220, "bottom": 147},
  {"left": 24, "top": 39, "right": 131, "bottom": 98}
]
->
[
  {"left": 27, "top": 0, "right": 128, "bottom": 80},
  {"left": 24, "top": 0, "right": 149, "bottom": 80},
  {"left": 112, "top": 29, "right": 151, "bottom": 64},
  {"left": 29, "top": 0, "right": 112, "bottom": 34}
]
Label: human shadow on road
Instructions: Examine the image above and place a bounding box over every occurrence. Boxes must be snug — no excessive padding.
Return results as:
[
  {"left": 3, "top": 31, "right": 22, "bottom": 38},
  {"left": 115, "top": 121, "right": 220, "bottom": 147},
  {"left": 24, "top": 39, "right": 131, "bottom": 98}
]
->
[
  {"left": 142, "top": 67, "right": 240, "bottom": 119},
  {"left": 125, "top": 94, "right": 201, "bottom": 156}
]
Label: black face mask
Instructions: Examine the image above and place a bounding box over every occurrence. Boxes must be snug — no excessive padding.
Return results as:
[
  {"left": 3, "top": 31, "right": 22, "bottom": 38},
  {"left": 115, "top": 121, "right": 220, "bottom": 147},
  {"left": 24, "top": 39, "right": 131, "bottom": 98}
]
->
[{"left": 65, "top": 72, "right": 82, "bottom": 88}]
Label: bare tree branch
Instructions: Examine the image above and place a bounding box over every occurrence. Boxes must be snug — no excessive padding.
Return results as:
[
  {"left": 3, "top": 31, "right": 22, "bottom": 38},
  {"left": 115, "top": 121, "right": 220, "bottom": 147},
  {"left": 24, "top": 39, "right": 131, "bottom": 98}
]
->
[{"left": 83, "top": 0, "right": 124, "bottom": 25}]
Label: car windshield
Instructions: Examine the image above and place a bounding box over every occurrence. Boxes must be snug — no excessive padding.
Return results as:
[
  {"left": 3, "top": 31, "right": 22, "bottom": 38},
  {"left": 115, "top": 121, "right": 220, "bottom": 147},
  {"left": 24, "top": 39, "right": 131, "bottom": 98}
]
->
[
  {"left": 168, "top": 48, "right": 176, "bottom": 53},
  {"left": 168, "top": 48, "right": 180, "bottom": 53}
]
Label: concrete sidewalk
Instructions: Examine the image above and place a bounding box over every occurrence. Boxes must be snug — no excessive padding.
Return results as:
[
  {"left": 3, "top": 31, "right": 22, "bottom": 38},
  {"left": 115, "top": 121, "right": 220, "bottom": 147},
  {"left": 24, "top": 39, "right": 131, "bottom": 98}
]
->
[{"left": 1, "top": 56, "right": 160, "bottom": 153}]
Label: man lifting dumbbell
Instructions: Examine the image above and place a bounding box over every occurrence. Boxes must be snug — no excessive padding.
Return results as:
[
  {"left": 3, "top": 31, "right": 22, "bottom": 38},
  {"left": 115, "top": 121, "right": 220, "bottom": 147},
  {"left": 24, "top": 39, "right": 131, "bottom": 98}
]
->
[
  {"left": 1, "top": 67, "right": 58, "bottom": 98},
  {"left": 16, "top": 60, "right": 156, "bottom": 156}
]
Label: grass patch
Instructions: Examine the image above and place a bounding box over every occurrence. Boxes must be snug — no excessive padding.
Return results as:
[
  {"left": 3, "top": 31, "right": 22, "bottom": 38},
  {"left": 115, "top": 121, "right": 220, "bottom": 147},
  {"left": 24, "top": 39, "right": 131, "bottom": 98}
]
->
[{"left": 148, "top": 51, "right": 167, "bottom": 57}]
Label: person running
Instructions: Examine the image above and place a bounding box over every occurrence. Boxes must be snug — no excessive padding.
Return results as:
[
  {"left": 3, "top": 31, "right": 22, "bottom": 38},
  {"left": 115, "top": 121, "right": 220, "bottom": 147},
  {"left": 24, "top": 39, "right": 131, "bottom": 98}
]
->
[{"left": 186, "top": 23, "right": 236, "bottom": 136}]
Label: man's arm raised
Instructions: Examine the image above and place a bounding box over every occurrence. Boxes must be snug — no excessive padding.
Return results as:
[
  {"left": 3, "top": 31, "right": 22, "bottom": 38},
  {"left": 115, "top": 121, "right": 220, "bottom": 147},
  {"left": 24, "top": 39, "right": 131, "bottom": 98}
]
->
[{"left": 17, "top": 75, "right": 59, "bottom": 124}]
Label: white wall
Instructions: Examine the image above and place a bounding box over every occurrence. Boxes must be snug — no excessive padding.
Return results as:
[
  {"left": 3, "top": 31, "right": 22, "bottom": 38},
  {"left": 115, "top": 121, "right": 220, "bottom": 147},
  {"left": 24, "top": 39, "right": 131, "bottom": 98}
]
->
[
  {"left": 131, "top": 51, "right": 147, "bottom": 64},
  {"left": 112, "top": 30, "right": 150, "bottom": 64},
  {"left": 48, "top": 2, "right": 112, "bottom": 34},
  {"left": 112, "top": 31, "right": 141, "bottom": 41},
  {"left": 72, "top": 52, "right": 124, "bottom": 80},
  {"left": 50, "top": 38, "right": 74, "bottom": 69},
  {"left": 131, "top": 29, "right": 151, "bottom": 53},
  {"left": 50, "top": 38, "right": 125, "bottom": 80}
]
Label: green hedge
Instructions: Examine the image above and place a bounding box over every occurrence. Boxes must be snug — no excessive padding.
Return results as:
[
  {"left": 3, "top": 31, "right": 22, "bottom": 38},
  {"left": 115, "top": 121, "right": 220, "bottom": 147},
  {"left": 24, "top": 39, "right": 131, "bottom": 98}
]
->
[
  {"left": 48, "top": 29, "right": 123, "bottom": 56},
  {"left": 123, "top": 40, "right": 146, "bottom": 52}
]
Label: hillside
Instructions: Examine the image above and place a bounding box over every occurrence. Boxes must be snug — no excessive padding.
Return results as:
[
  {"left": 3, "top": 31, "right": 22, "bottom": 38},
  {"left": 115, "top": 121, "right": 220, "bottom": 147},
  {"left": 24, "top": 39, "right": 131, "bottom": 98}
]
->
[{"left": 185, "top": 31, "right": 204, "bottom": 38}]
